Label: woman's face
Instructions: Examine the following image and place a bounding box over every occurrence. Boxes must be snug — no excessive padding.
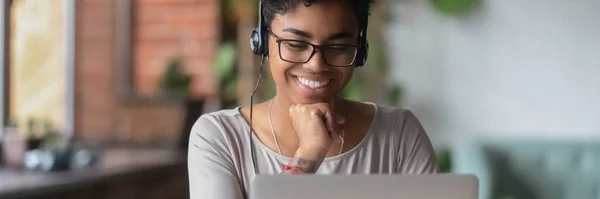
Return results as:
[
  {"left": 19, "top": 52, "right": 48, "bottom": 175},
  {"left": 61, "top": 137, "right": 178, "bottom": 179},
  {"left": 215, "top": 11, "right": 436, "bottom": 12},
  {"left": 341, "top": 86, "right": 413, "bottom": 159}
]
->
[{"left": 268, "top": 1, "right": 359, "bottom": 104}]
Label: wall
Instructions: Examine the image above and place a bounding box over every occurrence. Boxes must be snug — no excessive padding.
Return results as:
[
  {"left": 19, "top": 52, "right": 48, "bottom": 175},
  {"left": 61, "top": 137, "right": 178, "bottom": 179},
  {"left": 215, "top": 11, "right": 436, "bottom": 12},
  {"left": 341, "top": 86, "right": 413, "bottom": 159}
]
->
[
  {"left": 76, "top": 0, "right": 117, "bottom": 140},
  {"left": 388, "top": 0, "right": 600, "bottom": 146},
  {"left": 133, "top": 0, "right": 219, "bottom": 99},
  {"left": 75, "top": 0, "right": 219, "bottom": 144}
]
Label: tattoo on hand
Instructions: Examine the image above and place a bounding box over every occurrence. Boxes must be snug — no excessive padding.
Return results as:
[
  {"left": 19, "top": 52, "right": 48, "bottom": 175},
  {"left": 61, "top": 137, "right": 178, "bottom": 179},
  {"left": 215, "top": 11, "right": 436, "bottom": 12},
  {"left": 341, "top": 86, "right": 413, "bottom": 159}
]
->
[{"left": 281, "top": 157, "right": 318, "bottom": 174}]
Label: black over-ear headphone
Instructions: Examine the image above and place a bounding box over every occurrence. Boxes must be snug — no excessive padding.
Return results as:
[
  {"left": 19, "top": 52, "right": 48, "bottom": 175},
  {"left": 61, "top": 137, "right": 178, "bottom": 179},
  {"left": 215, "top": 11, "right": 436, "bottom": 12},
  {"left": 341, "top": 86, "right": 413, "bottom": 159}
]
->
[
  {"left": 250, "top": 2, "right": 267, "bottom": 56},
  {"left": 249, "top": 1, "right": 369, "bottom": 67}
]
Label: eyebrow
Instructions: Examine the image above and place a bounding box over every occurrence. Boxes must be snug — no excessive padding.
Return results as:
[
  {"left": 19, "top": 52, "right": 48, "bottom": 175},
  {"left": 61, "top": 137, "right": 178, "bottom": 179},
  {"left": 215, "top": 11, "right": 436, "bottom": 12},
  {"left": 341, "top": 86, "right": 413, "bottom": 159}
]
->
[{"left": 281, "top": 28, "right": 354, "bottom": 41}]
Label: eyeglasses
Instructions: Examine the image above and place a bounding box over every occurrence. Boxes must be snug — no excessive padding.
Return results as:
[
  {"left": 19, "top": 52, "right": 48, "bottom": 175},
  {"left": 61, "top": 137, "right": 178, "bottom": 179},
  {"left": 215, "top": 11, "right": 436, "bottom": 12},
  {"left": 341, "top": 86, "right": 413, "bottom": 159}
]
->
[{"left": 268, "top": 29, "right": 359, "bottom": 67}]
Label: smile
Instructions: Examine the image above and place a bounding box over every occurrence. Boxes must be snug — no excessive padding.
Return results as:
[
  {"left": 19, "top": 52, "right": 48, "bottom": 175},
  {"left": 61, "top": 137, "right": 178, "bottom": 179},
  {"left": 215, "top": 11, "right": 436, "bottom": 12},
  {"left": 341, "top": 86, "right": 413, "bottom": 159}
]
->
[{"left": 296, "top": 76, "right": 331, "bottom": 89}]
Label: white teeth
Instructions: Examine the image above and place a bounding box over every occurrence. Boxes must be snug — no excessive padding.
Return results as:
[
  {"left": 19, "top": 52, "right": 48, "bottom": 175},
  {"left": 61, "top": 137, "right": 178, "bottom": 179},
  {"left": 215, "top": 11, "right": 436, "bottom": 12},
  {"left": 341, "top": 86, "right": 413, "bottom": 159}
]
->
[{"left": 297, "top": 77, "right": 330, "bottom": 89}]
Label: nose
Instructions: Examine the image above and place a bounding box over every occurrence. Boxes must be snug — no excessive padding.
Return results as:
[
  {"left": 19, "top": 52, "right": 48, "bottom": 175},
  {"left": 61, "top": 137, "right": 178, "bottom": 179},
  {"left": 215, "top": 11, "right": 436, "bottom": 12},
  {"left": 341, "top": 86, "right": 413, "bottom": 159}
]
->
[{"left": 303, "top": 50, "right": 329, "bottom": 72}]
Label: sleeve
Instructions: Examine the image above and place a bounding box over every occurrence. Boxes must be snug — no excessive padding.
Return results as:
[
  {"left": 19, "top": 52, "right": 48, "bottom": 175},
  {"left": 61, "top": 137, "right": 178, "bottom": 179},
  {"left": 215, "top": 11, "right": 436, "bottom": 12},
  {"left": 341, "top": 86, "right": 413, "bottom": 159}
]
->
[
  {"left": 396, "top": 110, "right": 439, "bottom": 174},
  {"left": 187, "top": 114, "right": 244, "bottom": 199}
]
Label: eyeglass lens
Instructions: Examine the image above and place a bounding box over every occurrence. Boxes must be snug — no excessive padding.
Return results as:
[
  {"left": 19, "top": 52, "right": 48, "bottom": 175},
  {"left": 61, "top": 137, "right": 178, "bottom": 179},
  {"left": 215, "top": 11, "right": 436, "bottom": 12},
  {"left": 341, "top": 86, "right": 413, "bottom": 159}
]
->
[{"left": 278, "top": 40, "right": 358, "bottom": 67}]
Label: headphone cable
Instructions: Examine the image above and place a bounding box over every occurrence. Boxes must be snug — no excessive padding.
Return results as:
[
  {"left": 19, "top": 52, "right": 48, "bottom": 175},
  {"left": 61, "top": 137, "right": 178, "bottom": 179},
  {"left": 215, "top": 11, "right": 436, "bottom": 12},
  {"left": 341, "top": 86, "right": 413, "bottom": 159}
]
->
[{"left": 249, "top": 55, "right": 265, "bottom": 175}]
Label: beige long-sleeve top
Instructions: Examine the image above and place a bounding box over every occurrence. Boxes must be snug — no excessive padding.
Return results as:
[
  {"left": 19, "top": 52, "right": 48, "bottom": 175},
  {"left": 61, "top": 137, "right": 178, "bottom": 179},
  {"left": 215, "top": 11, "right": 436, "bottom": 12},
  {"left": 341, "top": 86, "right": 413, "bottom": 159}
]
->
[{"left": 188, "top": 102, "right": 438, "bottom": 199}]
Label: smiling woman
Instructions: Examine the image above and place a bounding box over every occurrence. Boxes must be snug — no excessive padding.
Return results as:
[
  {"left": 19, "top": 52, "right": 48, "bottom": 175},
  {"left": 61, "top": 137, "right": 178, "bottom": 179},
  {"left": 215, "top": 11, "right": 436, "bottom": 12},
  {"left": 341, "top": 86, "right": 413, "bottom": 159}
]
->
[{"left": 187, "top": 1, "right": 438, "bottom": 199}]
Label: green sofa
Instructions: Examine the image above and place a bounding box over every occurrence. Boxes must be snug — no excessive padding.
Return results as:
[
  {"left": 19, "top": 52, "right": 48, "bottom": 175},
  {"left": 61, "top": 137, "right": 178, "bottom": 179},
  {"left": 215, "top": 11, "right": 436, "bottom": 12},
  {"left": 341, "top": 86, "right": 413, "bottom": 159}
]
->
[{"left": 450, "top": 138, "right": 600, "bottom": 199}]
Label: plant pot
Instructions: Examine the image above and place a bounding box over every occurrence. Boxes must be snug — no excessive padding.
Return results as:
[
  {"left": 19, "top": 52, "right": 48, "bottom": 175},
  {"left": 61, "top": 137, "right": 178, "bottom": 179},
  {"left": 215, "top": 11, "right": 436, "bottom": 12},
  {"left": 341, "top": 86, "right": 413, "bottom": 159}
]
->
[{"left": 2, "top": 128, "right": 42, "bottom": 167}]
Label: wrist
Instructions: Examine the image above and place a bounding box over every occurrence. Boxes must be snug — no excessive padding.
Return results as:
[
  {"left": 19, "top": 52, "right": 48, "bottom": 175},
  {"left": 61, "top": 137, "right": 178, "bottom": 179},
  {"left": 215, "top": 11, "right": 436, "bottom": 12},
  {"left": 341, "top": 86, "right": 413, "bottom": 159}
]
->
[
  {"left": 295, "top": 146, "right": 327, "bottom": 161},
  {"left": 285, "top": 148, "right": 325, "bottom": 173}
]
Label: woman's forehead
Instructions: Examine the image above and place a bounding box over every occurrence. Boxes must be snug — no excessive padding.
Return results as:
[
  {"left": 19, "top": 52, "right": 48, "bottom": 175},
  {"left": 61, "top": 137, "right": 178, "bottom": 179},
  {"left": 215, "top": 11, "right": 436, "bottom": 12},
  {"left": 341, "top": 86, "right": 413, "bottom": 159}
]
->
[{"left": 270, "top": 2, "right": 359, "bottom": 37}]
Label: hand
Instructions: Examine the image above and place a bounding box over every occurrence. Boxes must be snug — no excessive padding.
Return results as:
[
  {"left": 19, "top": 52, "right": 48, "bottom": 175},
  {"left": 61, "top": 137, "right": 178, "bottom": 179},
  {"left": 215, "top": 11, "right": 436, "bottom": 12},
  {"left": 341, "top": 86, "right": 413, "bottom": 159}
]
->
[{"left": 288, "top": 103, "right": 345, "bottom": 158}]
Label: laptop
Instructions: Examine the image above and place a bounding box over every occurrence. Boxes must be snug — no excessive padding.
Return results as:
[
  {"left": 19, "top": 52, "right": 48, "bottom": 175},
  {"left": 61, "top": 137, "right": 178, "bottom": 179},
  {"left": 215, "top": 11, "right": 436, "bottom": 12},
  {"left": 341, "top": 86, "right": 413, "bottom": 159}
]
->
[{"left": 250, "top": 174, "right": 478, "bottom": 199}]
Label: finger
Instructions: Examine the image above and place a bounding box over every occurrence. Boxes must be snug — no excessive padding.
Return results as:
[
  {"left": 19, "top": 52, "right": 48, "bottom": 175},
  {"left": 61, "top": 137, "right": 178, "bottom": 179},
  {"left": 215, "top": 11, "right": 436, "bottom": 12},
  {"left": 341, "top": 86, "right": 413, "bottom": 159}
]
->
[
  {"left": 312, "top": 103, "right": 336, "bottom": 134},
  {"left": 330, "top": 128, "right": 341, "bottom": 143},
  {"left": 332, "top": 113, "right": 344, "bottom": 136},
  {"left": 325, "top": 104, "right": 338, "bottom": 134},
  {"left": 324, "top": 108, "right": 336, "bottom": 134}
]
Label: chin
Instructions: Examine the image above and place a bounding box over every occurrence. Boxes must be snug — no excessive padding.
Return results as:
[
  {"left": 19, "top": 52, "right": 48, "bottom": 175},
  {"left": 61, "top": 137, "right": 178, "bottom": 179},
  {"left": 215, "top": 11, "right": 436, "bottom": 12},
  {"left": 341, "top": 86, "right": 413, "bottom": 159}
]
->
[{"left": 291, "top": 95, "right": 335, "bottom": 105}]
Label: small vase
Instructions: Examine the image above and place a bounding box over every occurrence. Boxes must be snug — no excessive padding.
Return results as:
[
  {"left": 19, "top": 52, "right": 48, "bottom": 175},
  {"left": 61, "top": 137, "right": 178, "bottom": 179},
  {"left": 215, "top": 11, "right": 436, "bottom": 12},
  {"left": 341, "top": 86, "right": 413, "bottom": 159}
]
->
[
  {"left": 2, "top": 128, "right": 27, "bottom": 167},
  {"left": 2, "top": 128, "right": 43, "bottom": 167}
]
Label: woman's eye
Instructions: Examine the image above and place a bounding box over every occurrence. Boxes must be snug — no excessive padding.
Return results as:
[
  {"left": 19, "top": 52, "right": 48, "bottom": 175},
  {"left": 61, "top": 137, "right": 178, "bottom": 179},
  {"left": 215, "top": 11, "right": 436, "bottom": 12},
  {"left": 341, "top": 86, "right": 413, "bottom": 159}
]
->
[
  {"left": 285, "top": 42, "right": 309, "bottom": 50},
  {"left": 327, "top": 45, "right": 353, "bottom": 52}
]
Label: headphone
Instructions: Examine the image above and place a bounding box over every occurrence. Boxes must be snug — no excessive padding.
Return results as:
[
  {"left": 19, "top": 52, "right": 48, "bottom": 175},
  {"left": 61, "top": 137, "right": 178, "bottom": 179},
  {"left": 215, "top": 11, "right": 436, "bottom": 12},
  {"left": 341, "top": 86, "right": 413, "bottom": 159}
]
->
[{"left": 249, "top": 1, "right": 370, "bottom": 67}]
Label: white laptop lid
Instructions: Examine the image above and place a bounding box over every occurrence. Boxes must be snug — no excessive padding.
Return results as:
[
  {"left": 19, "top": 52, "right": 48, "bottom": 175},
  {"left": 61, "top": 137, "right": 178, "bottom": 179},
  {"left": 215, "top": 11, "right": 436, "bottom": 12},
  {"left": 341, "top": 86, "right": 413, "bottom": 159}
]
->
[{"left": 250, "top": 174, "right": 478, "bottom": 199}]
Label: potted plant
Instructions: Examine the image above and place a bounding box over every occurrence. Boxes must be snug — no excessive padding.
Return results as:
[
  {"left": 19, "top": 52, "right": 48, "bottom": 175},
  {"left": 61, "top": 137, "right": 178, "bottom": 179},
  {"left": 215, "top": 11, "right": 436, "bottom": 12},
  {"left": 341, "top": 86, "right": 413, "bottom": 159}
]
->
[
  {"left": 158, "top": 57, "right": 191, "bottom": 100},
  {"left": 2, "top": 117, "right": 43, "bottom": 167}
]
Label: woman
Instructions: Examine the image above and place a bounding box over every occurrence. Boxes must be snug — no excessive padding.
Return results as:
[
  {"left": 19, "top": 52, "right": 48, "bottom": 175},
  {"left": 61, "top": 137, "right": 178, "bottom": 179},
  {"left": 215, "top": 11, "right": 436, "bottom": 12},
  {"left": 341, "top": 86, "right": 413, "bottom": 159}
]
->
[{"left": 188, "top": 0, "right": 438, "bottom": 198}]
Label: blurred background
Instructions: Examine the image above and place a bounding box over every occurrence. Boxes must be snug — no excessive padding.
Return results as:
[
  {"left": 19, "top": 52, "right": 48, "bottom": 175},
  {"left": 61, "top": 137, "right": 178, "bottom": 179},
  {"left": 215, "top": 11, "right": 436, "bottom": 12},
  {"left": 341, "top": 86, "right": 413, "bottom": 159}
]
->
[{"left": 0, "top": 0, "right": 598, "bottom": 199}]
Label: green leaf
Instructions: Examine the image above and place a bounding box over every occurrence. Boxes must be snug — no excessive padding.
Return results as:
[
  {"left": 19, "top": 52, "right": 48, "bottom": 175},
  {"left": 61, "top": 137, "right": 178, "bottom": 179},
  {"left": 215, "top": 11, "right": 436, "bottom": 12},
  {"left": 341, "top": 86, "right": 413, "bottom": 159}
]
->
[
  {"left": 431, "top": 0, "right": 480, "bottom": 16},
  {"left": 27, "top": 117, "right": 36, "bottom": 136},
  {"left": 40, "top": 133, "right": 70, "bottom": 152},
  {"left": 7, "top": 116, "right": 17, "bottom": 128},
  {"left": 437, "top": 149, "right": 452, "bottom": 173},
  {"left": 223, "top": 77, "right": 238, "bottom": 101},
  {"left": 342, "top": 78, "right": 363, "bottom": 101},
  {"left": 215, "top": 42, "right": 237, "bottom": 83},
  {"left": 158, "top": 57, "right": 190, "bottom": 95},
  {"left": 387, "top": 85, "right": 403, "bottom": 106},
  {"left": 43, "top": 120, "right": 54, "bottom": 134}
]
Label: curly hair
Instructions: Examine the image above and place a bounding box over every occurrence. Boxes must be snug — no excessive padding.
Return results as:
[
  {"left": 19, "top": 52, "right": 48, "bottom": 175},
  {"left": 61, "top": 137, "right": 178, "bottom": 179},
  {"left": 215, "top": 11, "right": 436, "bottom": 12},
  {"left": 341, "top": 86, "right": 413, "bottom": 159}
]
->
[{"left": 261, "top": 0, "right": 373, "bottom": 31}]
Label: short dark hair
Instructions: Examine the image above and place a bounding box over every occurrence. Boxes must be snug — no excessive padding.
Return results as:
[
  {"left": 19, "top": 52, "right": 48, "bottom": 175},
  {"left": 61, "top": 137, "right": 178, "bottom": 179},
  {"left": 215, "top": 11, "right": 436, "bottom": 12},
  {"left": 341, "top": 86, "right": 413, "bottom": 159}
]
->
[{"left": 261, "top": 0, "right": 373, "bottom": 31}]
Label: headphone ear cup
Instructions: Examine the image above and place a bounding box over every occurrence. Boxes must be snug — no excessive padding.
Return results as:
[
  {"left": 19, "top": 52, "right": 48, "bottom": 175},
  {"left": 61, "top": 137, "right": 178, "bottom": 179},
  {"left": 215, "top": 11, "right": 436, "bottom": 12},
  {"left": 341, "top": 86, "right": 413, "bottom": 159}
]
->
[
  {"left": 361, "top": 41, "right": 369, "bottom": 66},
  {"left": 250, "top": 28, "right": 262, "bottom": 55},
  {"left": 356, "top": 39, "right": 368, "bottom": 67}
]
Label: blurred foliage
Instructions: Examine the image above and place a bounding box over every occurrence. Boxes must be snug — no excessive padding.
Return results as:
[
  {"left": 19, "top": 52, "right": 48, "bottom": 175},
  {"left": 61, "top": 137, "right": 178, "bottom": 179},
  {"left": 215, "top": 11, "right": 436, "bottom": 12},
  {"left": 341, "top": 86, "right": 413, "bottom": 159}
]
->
[
  {"left": 27, "top": 117, "right": 36, "bottom": 137},
  {"left": 215, "top": 42, "right": 239, "bottom": 107},
  {"left": 430, "top": 0, "right": 480, "bottom": 16},
  {"left": 158, "top": 57, "right": 191, "bottom": 98},
  {"left": 437, "top": 149, "right": 452, "bottom": 173},
  {"left": 40, "top": 132, "right": 70, "bottom": 152},
  {"left": 222, "top": 0, "right": 259, "bottom": 23},
  {"left": 43, "top": 120, "right": 54, "bottom": 135},
  {"left": 342, "top": 0, "right": 403, "bottom": 106},
  {"left": 387, "top": 85, "right": 403, "bottom": 107},
  {"left": 341, "top": 75, "right": 363, "bottom": 101},
  {"left": 7, "top": 115, "right": 18, "bottom": 128}
]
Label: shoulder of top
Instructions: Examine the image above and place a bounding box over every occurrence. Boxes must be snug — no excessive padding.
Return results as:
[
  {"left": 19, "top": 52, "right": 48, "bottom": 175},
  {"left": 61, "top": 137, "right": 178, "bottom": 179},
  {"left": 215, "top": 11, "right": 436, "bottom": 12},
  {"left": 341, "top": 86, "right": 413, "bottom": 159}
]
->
[
  {"left": 373, "top": 103, "right": 415, "bottom": 119},
  {"left": 191, "top": 108, "right": 245, "bottom": 137},
  {"left": 202, "top": 108, "right": 242, "bottom": 119},
  {"left": 370, "top": 103, "right": 423, "bottom": 133}
]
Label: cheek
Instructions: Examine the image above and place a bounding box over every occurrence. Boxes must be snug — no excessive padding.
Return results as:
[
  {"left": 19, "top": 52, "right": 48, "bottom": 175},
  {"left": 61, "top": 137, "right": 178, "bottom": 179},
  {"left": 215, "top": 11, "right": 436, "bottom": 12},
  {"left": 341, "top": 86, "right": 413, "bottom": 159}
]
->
[
  {"left": 268, "top": 59, "right": 292, "bottom": 83},
  {"left": 338, "top": 69, "right": 354, "bottom": 87}
]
